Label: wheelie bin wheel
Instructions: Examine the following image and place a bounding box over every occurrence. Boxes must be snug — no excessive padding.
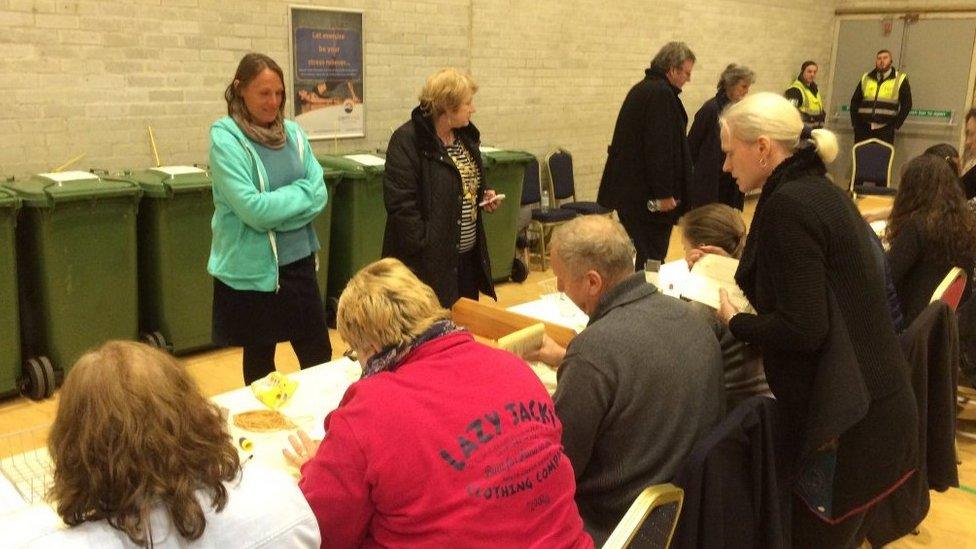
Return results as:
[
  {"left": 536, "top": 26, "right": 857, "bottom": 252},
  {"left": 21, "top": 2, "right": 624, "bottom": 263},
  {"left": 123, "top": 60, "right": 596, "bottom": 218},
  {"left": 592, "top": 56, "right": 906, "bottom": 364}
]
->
[
  {"left": 511, "top": 257, "right": 529, "bottom": 283},
  {"left": 21, "top": 358, "right": 48, "bottom": 401},
  {"left": 39, "top": 356, "right": 56, "bottom": 397}
]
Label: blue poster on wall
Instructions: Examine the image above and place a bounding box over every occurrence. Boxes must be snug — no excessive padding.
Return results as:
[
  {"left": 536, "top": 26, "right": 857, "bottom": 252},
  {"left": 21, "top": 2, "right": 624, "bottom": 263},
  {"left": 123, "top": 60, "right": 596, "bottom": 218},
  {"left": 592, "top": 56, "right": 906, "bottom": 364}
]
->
[
  {"left": 290, "top": 7, "right": 365, "bottom": 140},
  {"left": 294, "top": 28, "right": 362, "bottom": 81}
]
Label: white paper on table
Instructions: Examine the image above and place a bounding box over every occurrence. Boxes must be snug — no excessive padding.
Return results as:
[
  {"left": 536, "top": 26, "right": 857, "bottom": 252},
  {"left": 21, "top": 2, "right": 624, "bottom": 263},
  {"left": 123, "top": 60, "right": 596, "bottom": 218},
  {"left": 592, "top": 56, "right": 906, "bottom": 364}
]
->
[
  {"left": 344, "top": 154, "right": 386, "bottom": 167},
  {"left": 479, "top": 146, "right": 501, "bottom": 153}
]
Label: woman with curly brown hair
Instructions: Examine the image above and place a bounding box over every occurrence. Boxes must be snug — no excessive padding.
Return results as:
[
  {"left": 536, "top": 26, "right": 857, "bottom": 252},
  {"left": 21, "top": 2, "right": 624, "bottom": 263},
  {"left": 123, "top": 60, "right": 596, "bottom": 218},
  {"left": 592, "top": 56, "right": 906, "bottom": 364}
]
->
[
  {"left": 887, "top": 154, "right": 976, "bottom": 325},
  {"left": 38, "top": 341, "right": 319, "bottom": 547}
]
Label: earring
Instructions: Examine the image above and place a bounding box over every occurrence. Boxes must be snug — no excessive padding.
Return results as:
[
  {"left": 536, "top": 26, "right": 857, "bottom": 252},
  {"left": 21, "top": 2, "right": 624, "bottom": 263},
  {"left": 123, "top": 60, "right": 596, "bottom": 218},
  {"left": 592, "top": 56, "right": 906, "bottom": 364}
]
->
[{"left": 759, "top": 156, "right": 768, "bottom": 168}]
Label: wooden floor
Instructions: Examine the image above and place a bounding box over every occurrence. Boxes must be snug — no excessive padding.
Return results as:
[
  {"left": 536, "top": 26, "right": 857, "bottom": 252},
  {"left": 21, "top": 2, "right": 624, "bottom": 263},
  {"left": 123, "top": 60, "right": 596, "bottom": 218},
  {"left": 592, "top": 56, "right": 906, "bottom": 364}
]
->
[{"left": 0, "top": 195, "right": 973, "bottom": 546}]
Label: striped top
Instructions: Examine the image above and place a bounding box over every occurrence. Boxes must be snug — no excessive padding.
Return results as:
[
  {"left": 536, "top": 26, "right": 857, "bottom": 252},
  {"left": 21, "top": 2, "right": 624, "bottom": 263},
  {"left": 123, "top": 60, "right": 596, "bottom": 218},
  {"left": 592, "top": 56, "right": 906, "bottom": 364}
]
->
[{"left": 444, "top": 139, "right": 482, "bottom": 253}]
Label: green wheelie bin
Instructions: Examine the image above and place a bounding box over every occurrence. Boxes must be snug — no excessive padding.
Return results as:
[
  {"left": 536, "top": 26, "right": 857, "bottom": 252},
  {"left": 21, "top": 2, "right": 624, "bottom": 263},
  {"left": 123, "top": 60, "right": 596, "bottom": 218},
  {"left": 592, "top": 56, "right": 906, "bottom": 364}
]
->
[
  {"left": 7, "top": 170, "right": 141, "bottom": 399},
  {"left": 107, "top": 166, "right": 214, "bottom": 355},
  {"left": 0, "top": 187, "right": 22, "bottom": 399},
  {"left": 315, "top": 154, "right": 387, "bottom": 310},
  {"left": 480, "top": 148, "right": 534, "bottom": 282},
  {"left": 313, "top": 167, "right": 340, "bottom": 311}
]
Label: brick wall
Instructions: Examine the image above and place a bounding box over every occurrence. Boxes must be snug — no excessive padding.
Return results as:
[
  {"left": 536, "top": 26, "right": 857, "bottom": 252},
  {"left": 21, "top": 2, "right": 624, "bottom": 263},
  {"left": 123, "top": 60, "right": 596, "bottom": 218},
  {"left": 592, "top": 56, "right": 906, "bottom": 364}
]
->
[{"left": 2, "top": 0, "right": 837, "bottom": 199}]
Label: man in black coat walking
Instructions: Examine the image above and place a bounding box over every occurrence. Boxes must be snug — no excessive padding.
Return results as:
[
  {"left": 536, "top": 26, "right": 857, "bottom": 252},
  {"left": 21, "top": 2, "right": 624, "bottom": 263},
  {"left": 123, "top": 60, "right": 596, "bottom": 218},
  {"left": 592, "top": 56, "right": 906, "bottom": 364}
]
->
[{"left": 598, "top": 41, "right": 696, "bottom": 267}]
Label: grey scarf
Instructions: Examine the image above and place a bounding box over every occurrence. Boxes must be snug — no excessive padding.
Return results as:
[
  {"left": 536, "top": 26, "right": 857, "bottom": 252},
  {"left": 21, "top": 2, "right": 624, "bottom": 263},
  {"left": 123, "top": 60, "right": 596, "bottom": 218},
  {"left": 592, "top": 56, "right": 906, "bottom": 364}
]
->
[{"left": 229, "top": 99, "right": 286, "bottom": 149}]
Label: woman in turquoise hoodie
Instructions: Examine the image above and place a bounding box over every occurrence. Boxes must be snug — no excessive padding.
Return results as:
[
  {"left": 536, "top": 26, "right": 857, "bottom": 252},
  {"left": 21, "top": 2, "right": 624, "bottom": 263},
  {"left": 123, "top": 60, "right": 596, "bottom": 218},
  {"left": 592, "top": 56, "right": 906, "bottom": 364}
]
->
[{"left": 208, "top": 53, "right": 330, "bottom": 384}]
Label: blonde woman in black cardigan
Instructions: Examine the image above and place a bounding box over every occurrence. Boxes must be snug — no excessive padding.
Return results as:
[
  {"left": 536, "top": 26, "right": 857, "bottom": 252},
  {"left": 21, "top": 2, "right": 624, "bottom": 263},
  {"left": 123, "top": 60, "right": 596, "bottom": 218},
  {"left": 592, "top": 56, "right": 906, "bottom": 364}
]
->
[{"left": 715, "top": 93, "right": 919, "bottom": 548}]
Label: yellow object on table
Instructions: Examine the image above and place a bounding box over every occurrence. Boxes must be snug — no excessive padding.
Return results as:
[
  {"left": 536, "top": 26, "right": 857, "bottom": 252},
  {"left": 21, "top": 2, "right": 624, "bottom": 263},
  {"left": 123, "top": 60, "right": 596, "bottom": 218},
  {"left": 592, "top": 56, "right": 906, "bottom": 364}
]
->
[{"left": 250, "top": 372, "right": 298, "bottom": 410}]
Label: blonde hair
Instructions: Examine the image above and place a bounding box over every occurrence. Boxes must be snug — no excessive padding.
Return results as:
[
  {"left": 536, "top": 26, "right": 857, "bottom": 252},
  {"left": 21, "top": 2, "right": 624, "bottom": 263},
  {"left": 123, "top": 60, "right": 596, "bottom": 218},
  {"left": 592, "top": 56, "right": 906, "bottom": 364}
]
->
[
  {"left": 720, "top": 92, "right": 838, "bottom": 164},
  {"left": 337, "top": 258, "right": 450, "bottom": 353},
  {"left": 680, "top": 204, "right": 747, "bottom": 258},
  {"left": 48, "top": 341, "right": 239, "bottom": 546},
  {"left": 418, "top": 68, "right": 478, "bottom": 118},
  {"left": 552, "top": 216, "right": 635, "bottom": 283}
]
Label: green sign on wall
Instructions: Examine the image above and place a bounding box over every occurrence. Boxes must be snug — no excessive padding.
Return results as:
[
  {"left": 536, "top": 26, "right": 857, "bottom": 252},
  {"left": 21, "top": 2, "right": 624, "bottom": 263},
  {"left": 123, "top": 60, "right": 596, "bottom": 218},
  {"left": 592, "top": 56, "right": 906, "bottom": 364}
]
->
[{"left": 838, "top": 104, "right": 952, "bottom": 119}]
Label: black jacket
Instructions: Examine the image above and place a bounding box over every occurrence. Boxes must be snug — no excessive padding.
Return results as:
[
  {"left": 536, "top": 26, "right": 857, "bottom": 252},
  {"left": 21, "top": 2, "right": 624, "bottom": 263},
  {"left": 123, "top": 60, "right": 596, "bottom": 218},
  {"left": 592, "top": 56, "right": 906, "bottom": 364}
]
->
[
  {"left": 598, "top": 68, "right": 692, "bottom": 222},
  {"left": 867, "top": 301, "right": 960, "bottom": 546},
  {"left": 729, "top": 149, "right": 918, "bottom": 521},
  {"left": 382, "top": 106, "right": 495, "bottom": 307},
  {"left": 673, "top": 396, "right": 792, "bottom": 549},
  {"left": 850, "top": 67, "right": 913, "bottom": 132},
  {"left": 687, "top": 90, "right": 741, "bottom": 210}
]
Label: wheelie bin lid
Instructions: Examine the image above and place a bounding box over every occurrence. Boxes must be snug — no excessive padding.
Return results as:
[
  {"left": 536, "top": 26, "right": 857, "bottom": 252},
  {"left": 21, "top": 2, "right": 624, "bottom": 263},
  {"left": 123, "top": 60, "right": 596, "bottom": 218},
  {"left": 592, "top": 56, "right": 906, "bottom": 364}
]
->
[
  {"left": 4, "top": 170, "right": 141, "bottom": 207},
  {"left": 0, "top": 185, "right": 20, "bottom": 210},
  {"left": 479, "top": 147, "right": 535, "bottom": 166},
  {"left": 107, "top": 165, "right": 212, "bottom": 198},
  {"left": 316, "top": 152, "right": 386, "bottom": 180}
]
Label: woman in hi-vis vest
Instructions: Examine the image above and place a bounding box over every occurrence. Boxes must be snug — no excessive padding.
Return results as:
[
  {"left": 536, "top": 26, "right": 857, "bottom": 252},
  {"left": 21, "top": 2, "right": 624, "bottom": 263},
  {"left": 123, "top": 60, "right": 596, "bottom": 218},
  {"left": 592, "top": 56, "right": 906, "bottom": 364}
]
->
[{"left": 784, "top": 61, "right": 825, "bottom": 129}]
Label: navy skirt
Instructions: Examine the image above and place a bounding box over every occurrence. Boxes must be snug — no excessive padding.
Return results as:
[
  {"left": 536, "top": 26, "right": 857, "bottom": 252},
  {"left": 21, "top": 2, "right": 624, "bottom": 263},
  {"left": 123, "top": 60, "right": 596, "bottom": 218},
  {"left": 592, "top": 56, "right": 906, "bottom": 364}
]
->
[{"left": 212, "top": 254, "right": 328, "bottom": 347}]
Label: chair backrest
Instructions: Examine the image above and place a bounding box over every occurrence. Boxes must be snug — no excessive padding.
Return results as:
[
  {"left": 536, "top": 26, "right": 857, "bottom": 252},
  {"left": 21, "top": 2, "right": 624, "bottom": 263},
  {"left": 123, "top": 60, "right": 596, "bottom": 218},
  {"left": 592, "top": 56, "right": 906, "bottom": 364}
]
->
[
  {"left": 931, "top": 266, "right": 967, "bottom": 310},
  {"left": 546, "top": 148, "right": 576, "bottom": 201},
  {"left": 521, "top": 156, "right": 542, "bottom": 206},
  {"left": 851, "top": 138, "right": 895, "bottom": 189},
  {"left": 602, "top": 483, "right": 684, "bottom": 549}
]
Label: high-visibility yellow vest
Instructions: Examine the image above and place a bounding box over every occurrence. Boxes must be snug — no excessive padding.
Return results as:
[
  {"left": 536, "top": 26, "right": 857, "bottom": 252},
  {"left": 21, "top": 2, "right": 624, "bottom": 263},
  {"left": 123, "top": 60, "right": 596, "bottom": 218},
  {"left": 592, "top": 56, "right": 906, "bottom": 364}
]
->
[
  {"left": 788, "top": 80, "right": 824, "bottom": 118},
  {"left": 859, "top": 70, "right": 908, "bottom": 122}
]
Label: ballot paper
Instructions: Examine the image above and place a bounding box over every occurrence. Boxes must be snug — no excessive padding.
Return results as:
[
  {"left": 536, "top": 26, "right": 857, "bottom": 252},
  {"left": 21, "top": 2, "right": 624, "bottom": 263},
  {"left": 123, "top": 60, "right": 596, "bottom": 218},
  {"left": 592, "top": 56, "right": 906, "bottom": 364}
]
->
[
  {"left": 655, "top": 255, "right": 753, "bottom": 312},
  {"left": 496, "top": 323, "right": 557, "bottom": 395}
]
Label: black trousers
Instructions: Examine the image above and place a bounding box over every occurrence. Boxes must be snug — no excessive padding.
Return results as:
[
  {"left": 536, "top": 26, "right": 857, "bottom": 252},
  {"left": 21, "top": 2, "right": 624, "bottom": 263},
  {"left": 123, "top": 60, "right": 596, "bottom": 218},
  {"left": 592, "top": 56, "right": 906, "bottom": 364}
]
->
[
  {"left": 457, "top": 249, "right": 481, "bottom": 302},
  {"left": 617, "top": 208, "right": 673, "bottom": 269},
  {"left": 242, "top": 331, "right": 332, "bottom": 385},
  {"left": 854, "top": 124, "right": 896, "bottom": 145},
  {"left": 718, "top": 180, "right": 745, "bottom": 211}
]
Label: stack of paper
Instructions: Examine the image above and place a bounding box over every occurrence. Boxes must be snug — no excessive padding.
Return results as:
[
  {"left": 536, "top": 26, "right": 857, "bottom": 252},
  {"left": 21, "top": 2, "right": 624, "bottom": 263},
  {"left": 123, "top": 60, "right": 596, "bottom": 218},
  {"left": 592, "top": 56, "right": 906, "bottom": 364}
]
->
[
  {"left": 654, "top": 255, "right": 753, "bottom": 312},
  {"left": 496, "top": 323, "right": 558, "bottom": 394}
]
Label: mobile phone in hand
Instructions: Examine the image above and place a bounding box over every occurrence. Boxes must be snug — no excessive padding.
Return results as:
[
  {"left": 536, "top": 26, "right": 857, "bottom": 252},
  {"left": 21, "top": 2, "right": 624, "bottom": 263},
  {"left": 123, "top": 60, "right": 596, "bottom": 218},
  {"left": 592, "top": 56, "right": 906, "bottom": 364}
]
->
[{"left": 478, "top": 193, "right": 506, "bottom": 207}]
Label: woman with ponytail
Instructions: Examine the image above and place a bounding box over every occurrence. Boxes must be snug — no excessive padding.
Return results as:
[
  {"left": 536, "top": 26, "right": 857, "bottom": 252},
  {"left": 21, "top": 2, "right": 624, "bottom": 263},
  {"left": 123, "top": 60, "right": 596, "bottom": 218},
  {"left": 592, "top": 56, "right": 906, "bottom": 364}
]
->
[{"left": 714, "top": 93, "right": 919, "bottom": 547}]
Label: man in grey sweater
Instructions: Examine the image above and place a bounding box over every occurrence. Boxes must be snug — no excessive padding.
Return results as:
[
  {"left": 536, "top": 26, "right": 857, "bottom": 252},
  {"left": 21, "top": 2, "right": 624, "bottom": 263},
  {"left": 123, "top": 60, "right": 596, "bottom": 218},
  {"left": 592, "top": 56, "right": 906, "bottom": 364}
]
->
[{"left": 528, "top": 216, "right": 725, "bottom": 543}]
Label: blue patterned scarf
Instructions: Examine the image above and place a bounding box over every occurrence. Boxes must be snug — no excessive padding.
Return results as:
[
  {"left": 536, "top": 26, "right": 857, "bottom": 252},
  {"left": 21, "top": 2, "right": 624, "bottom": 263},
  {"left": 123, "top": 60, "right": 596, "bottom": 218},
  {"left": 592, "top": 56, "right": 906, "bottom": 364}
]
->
[{"left": 362, "top": 320, "right": 463, "bottom": 378}]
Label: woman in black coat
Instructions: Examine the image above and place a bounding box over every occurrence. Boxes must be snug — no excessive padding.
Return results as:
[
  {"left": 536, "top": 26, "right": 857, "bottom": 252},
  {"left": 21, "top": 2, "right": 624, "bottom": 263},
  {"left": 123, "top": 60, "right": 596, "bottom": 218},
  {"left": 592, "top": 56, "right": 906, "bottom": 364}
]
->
[
  {"left": 716, "top": 93, "right": 919, "bottom": 548},
  {"left": 382, "top": 69, "right": 498, "bottom": 308},
  {"left": 686, "top": 63, "right": 754, "bottom": 211}
]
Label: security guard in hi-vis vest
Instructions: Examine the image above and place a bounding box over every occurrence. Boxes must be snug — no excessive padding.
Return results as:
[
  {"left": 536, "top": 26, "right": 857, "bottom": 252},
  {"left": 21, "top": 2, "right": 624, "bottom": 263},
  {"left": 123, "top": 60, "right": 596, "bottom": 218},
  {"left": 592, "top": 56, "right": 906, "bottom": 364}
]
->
[
  {"left": 785, "top": 60, "right": 826, "bottom": 129},
  {"left": 850, "top": 49, "right": 913, "bottom": 144}
]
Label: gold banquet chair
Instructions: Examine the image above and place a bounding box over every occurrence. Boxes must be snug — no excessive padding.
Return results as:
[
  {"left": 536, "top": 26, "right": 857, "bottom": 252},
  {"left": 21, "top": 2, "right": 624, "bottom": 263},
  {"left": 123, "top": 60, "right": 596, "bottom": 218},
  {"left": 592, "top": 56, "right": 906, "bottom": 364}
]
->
[{"left": 602, "top": 483, "right": 684, "bottom": 549}]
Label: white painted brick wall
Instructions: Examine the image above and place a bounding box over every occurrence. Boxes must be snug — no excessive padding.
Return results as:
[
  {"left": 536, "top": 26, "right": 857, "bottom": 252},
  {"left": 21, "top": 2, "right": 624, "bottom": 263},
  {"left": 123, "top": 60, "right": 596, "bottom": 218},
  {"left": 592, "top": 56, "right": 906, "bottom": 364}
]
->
[{"left": 2, "top": 0, "right": 837, "bottom": 199}]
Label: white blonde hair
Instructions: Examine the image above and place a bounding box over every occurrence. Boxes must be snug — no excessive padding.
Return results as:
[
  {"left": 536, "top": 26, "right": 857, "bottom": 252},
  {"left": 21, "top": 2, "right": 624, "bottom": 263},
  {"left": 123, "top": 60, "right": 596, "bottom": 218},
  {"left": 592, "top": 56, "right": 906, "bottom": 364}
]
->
[{"left": 720, "top": 92, "right": 838, "bottom": 164}]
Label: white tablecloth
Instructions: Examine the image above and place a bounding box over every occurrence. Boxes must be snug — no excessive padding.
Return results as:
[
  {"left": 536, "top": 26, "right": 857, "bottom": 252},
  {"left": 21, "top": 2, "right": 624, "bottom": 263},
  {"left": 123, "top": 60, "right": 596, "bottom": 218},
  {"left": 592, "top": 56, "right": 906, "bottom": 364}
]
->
[{"left": 212, "top": 358, "right": 362, "bottom": 476}]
